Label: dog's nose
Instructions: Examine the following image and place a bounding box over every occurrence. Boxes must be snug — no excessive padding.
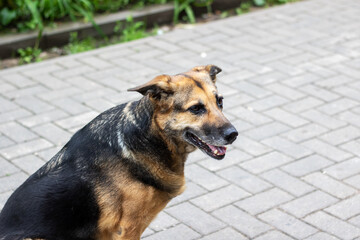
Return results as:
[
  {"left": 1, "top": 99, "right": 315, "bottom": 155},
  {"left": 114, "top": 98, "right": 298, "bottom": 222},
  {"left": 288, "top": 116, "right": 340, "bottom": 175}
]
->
[{"left": 224, "top": 126, "right": 238, "bottom": 144}]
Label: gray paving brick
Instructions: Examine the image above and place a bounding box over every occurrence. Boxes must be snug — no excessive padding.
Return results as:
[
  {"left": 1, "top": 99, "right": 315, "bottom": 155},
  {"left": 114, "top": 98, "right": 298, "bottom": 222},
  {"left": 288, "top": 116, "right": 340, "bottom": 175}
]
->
[
  {"left": 262, "top": 136, "right": 313, "bottom": 159},
  {"left": 32, "top": 123, "right": 71, "bottom": 146},
  {"left": 166, "top": 202, "right": 226, "bottom": 235},
  {"left": 52, "top": 98, "right": 91, "bottom": 115},
  {"left": 248, "top": 71, "right": 287, "bottom": 85},
  {"left": 243, "top": 122, "right": 290, "bottom": 141},
  {"left": 52, "top": 65, "right": 95, "bottom": 79},
  {"left": 0, "top": 122, "right": 37, "bottom": 143},
  {"left": 302, "top": 109, "right": 347, "bottom": 130},
  {"left": 283, "top": 73, "right": 321, "bottom": 88},
  {"left": 18, "top": 109, "right": 69, "bottom": 128},
  {"left": 338, "top": 111, "right": 360, "bottom": 128},
  {"left": 0, "top": 135, "right": 14, "bottom": 149},
  {"left": 303, "top": 172, "right": 357, "bottom": 199},
  {"left": 344, "top": 174, "right": 360, "bottom": 190},
  {"left": 245, "top": 96, "right": 289, "bottom": 114},
  {"left": 340, "top": 140, "right": 360, "bottom": 157},
  {"left": 299, "top": 84, "right": 340, "bottom": 102},
  {"left": 325, "top": 194, "right": 360, "bottom": 220},
  {"left": 11, "top": 155, "right": 44, "bottom": 175},
  {"left": 284, "top": 97, "right": 324, "bottom": 113},
  {"left": 198, "top": 149, "right": 252, "bottom": 172},
  {"left": 333, "top": 86, "right": 360, "bottom": 101},
  {"left": 143, "top": 224, "right": 200, "bottom": 240},
  {"left": 266, "top": 83, "right": 305, "bottom": 100},
  {"left": 264, "top": 108, "right": 309, "bottom": 127},
  {"left": 0, "top": 139, "right": 53, "bottom": 160},
  {"left": 185, "top": 164, "right": 228, "bottom": 191},
  {"left": 34, "top": 74, "right": 70, "bottom": 90},
  {"left": 304, "top": 211, "right": 360, "bottom": 240},
  {"left": 197, "top": 227, "right": 247, "bottom": 240},
  {"left": 302, "top": 139, "right": 352, "bottom": 162},
  {"left": 350, "top": 215, "right": 360, "bottom": 228},
  {"left": 304, "top": 232, "right": 340, "bottom": 240},
  {"left": 0, "top": 157, "right": 19, "bottom": 177},
  {"left": 55, "top": 111, "right": 98, "bottom": 130},
  {"left": 324, "top": 157, "right": 360, "bottom": 180},
  {"left": 218, "top": 166, "right": 271, "bottom": 194},
  {"left": 213, "top": 205, "right": 271, "bottom": 238},
  {"left": 4, "top": 85, "right": 48, "bottom": 99},
  {"left": 78, "top": 56, "right": 114, "bottom": 69},
  {"left": 0, "top": 172, "right": 28, "bottom": 193},
  {"left": 320, "top": 126, "right": 360, "bottom": 146},
  {"left": 0, "top": 96, "right": 18, "bottom": 113},
  {"left": 167, "top": 182, "right": 207, "bottom": 207},
  {"left": 280, "top": 191, "right": 338, "bottom": 218},
  {"left": 240, "top": 152, "right": 293, "bottom": 174},
  {"left": 34, "top": 146, "right": 61, "bottom": 161},
  {"left": 15, "top": 96, "right": 54, "bottom": 114},
  {"left": 315, "top": 75, "right": 354, "bottom": 88},
  {"left": 259, "top": 209, "right": 317, "bottom": 239},
  {"left": 232, "top": 106, "right": 272, "bottom": 126},
  {"left": 318, "top": 98, "right": 358, "bottom": 115},
  {"left": 191, "top": 185, "right": 250, "bottom": 212},
  {"left": 281, "top": 123, "right": 328, "bottom": 143},
  {"left": 2, "top": 73, "right": 35, "bottom": 88},
  {"left": 148, "top": 211, "right": 179, "bottom": 232},
  {"left": 232, "top": 81, "right": 272, "bottom": 99},
  {"left": 255, "top": 231, "right": 295, "bottom": 240},
  {"left": 0, "top": 191, "right": 12, "bottom": 209},
  {"left": 281, "top": 154, "right": 333, "bottom": 177},
  {"left": 0, "top": 109, "right": 32, "bottom": 124},
  {"left": 37, "top": 87, "right": 82, "bottom": 101},
  {"left": 261, "top": 169, "right": 314, "bottom": 197},
  {"left": 236, "top": 188, "right": 293, "bottom": 215}
]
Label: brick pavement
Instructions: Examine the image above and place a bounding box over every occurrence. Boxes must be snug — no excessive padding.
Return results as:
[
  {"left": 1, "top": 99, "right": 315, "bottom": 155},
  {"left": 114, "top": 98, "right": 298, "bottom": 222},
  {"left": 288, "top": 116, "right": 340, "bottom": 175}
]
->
[{"left": 1, "top": 0, "right": 360, "bottom": 238}]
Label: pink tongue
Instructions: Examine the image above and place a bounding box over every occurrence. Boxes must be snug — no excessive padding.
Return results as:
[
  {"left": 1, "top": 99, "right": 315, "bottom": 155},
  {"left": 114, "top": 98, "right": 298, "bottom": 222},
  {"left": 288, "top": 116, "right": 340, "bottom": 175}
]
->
[{"left": 208, "top": 144, "right": 227, "bottom": 155}]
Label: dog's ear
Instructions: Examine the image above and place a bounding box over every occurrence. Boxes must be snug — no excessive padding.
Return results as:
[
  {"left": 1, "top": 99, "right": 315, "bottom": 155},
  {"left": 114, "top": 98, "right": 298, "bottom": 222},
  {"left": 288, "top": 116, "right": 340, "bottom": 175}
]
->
[
  {"left": 192, "top": 65, "right": 222, "bottom": 82},
  {"left": 128, "top": 75, "right": 173, "bottom": 100}
]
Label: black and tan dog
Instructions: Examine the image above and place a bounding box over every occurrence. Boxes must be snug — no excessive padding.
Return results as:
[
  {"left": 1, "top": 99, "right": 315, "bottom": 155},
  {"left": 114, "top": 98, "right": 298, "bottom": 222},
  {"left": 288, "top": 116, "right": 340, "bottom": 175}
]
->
[{"left": 0, "top": 65, "right": 238, "bottom": 240}]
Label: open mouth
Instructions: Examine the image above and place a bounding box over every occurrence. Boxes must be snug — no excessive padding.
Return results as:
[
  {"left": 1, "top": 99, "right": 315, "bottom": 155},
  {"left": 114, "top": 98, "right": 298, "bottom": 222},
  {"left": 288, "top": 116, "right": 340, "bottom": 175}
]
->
[{"left": 185, "top": 132, "right": 227, "bottom": 160}]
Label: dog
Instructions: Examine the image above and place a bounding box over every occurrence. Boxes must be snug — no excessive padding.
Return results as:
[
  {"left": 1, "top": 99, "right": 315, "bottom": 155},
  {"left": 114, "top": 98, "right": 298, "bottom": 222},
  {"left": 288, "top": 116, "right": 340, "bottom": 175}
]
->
[{"left": 0, "top": 65, "right": 238, "bottom": 240}]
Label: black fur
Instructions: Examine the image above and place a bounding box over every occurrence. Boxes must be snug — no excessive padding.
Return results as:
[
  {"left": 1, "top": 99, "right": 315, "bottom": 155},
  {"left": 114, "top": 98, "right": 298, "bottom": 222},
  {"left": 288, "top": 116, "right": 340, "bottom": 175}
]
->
[{"left": 0, "top": 97, "right": 172, "bottom": 239}]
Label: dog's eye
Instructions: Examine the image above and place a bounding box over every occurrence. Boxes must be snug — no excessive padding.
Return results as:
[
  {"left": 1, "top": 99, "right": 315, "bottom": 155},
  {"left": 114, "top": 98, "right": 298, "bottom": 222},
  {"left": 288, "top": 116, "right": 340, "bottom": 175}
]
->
[
  {"left": 217, "top": 96, "right": 224, "bottom": 109},
  {"left": 188, "top": 104, "right": 206, "bottom": 115}
]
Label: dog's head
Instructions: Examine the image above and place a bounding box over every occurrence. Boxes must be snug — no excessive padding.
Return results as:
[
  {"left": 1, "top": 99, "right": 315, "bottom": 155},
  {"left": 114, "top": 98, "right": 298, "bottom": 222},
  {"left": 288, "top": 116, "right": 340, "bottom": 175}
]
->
[{"left": 128, "top": 65, "right": 238, "bottom": 160}]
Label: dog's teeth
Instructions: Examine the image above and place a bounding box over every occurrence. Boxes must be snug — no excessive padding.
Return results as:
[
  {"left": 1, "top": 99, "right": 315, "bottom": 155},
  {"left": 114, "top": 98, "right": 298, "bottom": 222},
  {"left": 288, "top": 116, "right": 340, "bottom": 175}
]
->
[{"left": 214, "top": 150, "right": 218, "bottom": 155}]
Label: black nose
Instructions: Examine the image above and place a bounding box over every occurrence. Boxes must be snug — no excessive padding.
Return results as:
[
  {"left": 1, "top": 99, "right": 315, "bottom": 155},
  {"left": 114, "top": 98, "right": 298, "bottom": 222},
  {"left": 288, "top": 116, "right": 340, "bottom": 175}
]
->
[{"left": 224, "top": 126, "right": 238, "bottom": 144}]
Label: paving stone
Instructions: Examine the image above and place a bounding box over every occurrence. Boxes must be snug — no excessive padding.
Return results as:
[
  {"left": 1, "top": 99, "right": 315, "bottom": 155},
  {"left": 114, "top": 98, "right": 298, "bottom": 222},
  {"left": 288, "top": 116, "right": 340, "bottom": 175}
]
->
[
  {"left": 167, "top": 182, "right": 207, "bottom": 207},
  {"left": 218, "top": 166, "right": 272, "bottom": 194},
  {"left": 259, "top": 209, "right": 317, "bottom": 239},
  {"left": 281, "top": 154, "right": 333, "bottom": 177},
  {"left": 280, "top": 191, "right": 338, "bottom": 218},
  {"left": 337, "top": 111, "right": 360, "bottom": 128},
  {"left": 340, "top": 140, "right": 360, "bottom": 157},
  {"left": 0, "top": 122, "right": 37, "bottom": 143},
  {"left": 197, "top": 227, "right": 247, "bottom": 240},
  {"left": 0, "top": 109, "right": 32, "bottom": 124},
  {"left": 299, "top": 84, "right": 340, "bottom": 101},
  {"left": 344, "top": 174, "right": 360, "bottom": 190},
  {"left": 320, "top": 126, "right": 360, "bottom": 145},
  {"left": 232, "top": 135, "right": 272, "bottom": 156},
  {"left": 261, "top": 169, "right": 314, "bottom": 197},
  {"left": 148, "top": 211, "right": 179, "bottom": 232},
  {"left": 304, "top": 232, "right": 340, "bottom": 240},
  {"left": 232, "top": 81, "right": 272, "bottom": 98},
  {"left": 0, "top": 135, "right": 14, "bottom": 149},
  {"left": 0, "top": 157, "right": 19, "bottom": 177},
  {"left": 333, "top": 86, "right": 360, "bottom": 101},
  {"left": 231, "top": 106, "right": 272, "bottom": 126},
  {"left": 283, "top": 97, "right": 324, "bottom": 113},
  {"left": 350, "top": 215, "right": 360, "bottom": 228},
  {"left": 32, "top": 123, "right": 71, "bottom": 146},
  {"left": 303, "top": 172, "right": 357, "bottom": 199},
  {"left": 143, "top": 224, "right": 200, "bottom": 240},
  {"left": 191, "top": 185, "right": 250, "bottom": 212},
  {"left": 266, "top": 83, "right": 305, "bottom": 100},
  {"left": 243, "top": 122, "right": 290, "bottom": 141},
  {"left": 15, "top": 96, "right": 54, "bottom": 114},
  {"left": 198, "top": 149, "right": 252, "bottom": 172},
  {"left": 51, "top": 98, "right": 91, "bottom": 115},
  {"left": 0, "top": 172, "right": 28, "bottom": 193},
  {"left": 302, "top": 139, "right": 352, "bottom": 162},
  {"left": 166, "top": 202, "right": 226, "bottom": 235},
  {"left": 213, "top": 205, "right": 271, "bottom": 238},
  {"left": 301, "top": 109, "right": 347, "bottom": 129},
  {"left": 240, "top": 151, "right": 293, "bottom": 174},
  {"left": 11, "top": 155, "right": 45, "bottom": 175},
  {"left": 325, "top": 195, "right": 360, "bottom": 220},
  {"left": 18, "top": 109, "right": 69, "bottom": 128},
  {"left": 0, "top": 191, "right": 12, "bottom": 209},
  {"left": 236, "top": 188, "right": 293, "bottom": 215},
  {"left": 185, "top": 164, "right": 228, "bottom": 191},
  {"left": 304, "top": 211, "right": 360, "bottom": 240},
  {"left": 262, "top": 136, "right": 313, "bottom": 159},
  {"left": 317, "top": 98, "right": 358, "bottom": 115},
  {"left": 324, "top": 157, "right": 360, "bottom": 180},
  {"left": 315, "top": 75, "right": 354, "bottom": 88},
  {"left": 264, "top": 108, "right": 309, "bottom": 127},
  {"left": 281, "top": 123, "right": 328, "bottom": 143},
  {"left": 55, "top": 111, "right": 99, "bottom": 130},
  {"left": 253, "top": 230, "right": 295, "bottom": 240},
  {"left": 0, "top": 139, "right": 53, "bottom": 160}
]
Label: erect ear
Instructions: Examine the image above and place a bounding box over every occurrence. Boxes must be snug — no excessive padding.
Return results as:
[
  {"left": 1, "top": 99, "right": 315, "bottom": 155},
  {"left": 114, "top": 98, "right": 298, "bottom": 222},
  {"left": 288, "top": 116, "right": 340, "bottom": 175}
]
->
[
  {"left": 192, "top": 65, "right": 222, "bottom": 82},
  {"left": 127, "top": 75, "right": 173, "bottom": 99}
]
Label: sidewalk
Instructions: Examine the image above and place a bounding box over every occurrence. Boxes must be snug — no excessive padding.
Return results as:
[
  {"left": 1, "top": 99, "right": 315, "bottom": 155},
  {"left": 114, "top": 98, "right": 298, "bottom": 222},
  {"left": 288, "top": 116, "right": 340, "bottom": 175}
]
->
[{"left": 1, "top": 0, "right": 360, "bottom": 239}]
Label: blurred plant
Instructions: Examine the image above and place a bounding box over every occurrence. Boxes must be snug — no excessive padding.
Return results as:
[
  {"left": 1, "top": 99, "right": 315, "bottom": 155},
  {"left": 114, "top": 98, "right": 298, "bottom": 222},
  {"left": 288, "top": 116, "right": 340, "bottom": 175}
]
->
[
  {"left": 64, "top": 32, "right": 96, "bottom": 54},
  {"left": 173, "top": 0, "right": 213, "bottom": 24},
  {"left": 114, "top": 16, "right": 149, "bottom": 42},
  {"left": 17, "top": 47, "right": 42, "bottom": 64}
]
